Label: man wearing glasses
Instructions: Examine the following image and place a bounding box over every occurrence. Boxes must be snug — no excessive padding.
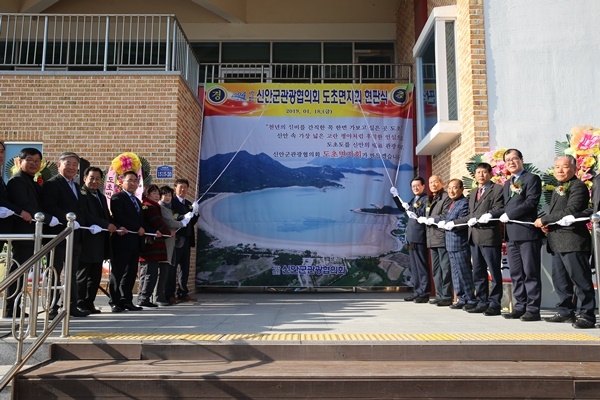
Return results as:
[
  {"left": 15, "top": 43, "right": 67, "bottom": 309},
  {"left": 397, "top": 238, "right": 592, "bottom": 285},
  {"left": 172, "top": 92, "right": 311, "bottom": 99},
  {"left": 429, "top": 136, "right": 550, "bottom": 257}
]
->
[{"left": 491, "top": 149, "right": 543, "bottom": 321}]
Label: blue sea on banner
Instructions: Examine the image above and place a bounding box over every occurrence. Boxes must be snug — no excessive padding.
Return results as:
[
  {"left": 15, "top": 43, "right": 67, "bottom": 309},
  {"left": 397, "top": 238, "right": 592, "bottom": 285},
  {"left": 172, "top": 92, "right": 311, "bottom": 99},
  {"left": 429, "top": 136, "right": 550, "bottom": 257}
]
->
[{"left": 209, "top": 168, "right": 413, "bottom": 246}]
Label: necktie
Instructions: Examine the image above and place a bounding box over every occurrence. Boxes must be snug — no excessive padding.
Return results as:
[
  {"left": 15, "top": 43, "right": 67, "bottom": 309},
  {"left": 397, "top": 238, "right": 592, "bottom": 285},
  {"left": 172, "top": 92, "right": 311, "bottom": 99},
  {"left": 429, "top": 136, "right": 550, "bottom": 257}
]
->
[
  {"left": 476, "top": 186, "right": 483, "bottom": 201},
  {"left": 449, "top": 202, "right": 454, "bottom": 210},
  {"left": 93, "top": 191, "right": 103, "bottom": 207},
  {"left": 130, "top": 194, "right": 141, "bottom": 212},
  {"left": 68, "top": 180, "right": 78, "bottom": 199}
]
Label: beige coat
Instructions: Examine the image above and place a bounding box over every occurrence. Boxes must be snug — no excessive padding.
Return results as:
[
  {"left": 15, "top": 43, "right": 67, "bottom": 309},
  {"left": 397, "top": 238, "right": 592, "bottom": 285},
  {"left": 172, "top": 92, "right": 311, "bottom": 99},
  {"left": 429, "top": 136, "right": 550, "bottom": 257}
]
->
[{"left": 159, "top": 201, "right": 184, "bottom": 264}]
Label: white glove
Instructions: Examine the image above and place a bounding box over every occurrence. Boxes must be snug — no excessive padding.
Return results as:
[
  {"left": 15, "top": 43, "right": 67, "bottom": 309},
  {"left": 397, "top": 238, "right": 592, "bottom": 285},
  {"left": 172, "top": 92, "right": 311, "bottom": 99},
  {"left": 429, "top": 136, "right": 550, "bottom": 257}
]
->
[
  {"left": 402, "top": 202, "right": 410, "bottom": 211},
  {"left": 437, "top": 221, "right": 446, "bottom": 229},
  {"left": 192, "top": 200, "right": 199, "bottom": 215},
  {"left": 49, "top": 216, "right": 60, "bottom": 227},
  {"left": 181, "top": 216, "right": 191, "bottom": 227},
  {"left": 184, "top": 211, "right": 194, "bottom": 219},
  {"left": 0, "top": 207, "right": 15, "bottom": 218},
  {"left": 417, "top": 216, "right": 427, "bottom": 224},
  {"left": 89, "top": 224, "right": 102, "bottom": 235},
  {"left": 390, "top": 186, "right": 399, "bottom": 197},
  {"left": 406, "top": 211, "right": 418, "bottom": 220},
  {"left": 73, "top": 221, "right": 80, "bottom": 230},
  {"left": 444, "top": 221, "right": 455, "bottom": 230},
  {"left": 426, "top": 217, "right": 435, "bottom": 226},
  {"left": 478, "top": 213, "right": 492, "bottom": 224},
  {"left": 556, "top": 215, "right": 576, "bottom": 227},
  {"left": 499, "top": 213, "right": 510, "bottom": 223},
  {"left": 467, "top": 218, "right": 478, "bottom": 227}
]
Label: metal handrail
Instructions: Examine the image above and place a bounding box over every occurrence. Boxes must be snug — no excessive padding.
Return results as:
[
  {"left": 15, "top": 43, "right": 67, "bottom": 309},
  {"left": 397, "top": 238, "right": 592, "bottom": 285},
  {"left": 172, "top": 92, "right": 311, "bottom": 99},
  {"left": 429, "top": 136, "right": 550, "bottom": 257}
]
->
[
  {"left": 0, "top": 13, "right": 200, "bottom": 92},
  {"left": 0, "top": 213, "right": 77, "bottom": 392}
]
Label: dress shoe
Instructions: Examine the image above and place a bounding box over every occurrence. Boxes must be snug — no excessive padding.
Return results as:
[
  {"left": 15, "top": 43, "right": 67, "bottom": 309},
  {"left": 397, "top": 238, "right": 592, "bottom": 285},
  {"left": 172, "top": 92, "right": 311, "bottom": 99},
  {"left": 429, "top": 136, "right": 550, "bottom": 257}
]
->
[
  {"left": 84, "top": 304, "right": 102, "bottom": 314},
  {"left": 462, "top": 303, "right": 477, "bottom": 311},
  {"left": 111, "top": 305, "right": 124, "bottom": 313},
  {"left": 467, "top": 305, "right": 487, "bottom": 314},
  {"left": 403, "top": 294, "right": 418, "bottom": 302},
  {"left": 572, "top": 318, "right": 596, "bottom": 329},
  {"left": 168, "top": 297, "right": 181, "bottom": 304},
  {"left": 413, "top": 296, "right": 429, "bottom": 303},
  {"left": 436, "top": 299, "right": 452, "bottom": 307},
  {"left": 503, "top": 310, "right": 525, "bottom": 319},
  {"left": 70, "top": 307, "right": 90, "bottom": 317},
  {"left": 156, "top": 301, "right": 171, "bottom": 307},
  {"left": 48, "top": 307, "right": 59, "bottom": 320},
  {"left": 179, "top": 295, "right": 198, "bottom": 302},
  {"left": 428, "top": 299, "right": 439, "bottom": 305},
  {"left": 483, "top": 307, "right": 501, "bottom": 316},
  {"left": 123, "top": 303, "right": 143, "bottom": 311},
  {"left": 544, "top": 313, "right": 575, "bottom": 323},
  {"left": 138, "top": 300, "right": 158, "bottom": 308},
  {"left": 449, "top": 302, "right": 466, "bottom": 310},
  {"left": 520, "top": 311, "right": 541, "bottom": 321}
]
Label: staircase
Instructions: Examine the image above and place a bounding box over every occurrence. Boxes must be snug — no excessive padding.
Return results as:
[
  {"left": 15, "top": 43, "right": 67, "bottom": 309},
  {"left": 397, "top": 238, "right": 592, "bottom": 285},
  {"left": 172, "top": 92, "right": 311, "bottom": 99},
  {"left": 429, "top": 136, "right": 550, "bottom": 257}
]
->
[{"left": 12, "top": 341, "right": 600, "bottom": 399}]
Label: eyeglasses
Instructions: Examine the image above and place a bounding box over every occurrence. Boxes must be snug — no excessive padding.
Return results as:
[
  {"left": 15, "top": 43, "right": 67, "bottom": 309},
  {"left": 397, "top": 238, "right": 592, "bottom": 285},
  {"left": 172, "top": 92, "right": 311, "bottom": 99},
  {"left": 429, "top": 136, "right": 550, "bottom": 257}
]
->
[
  {"left": 123, "top": 179, "right": 139, "bottom": 183},
  {"left": 505, "top": 157, "right": 521, "bottom": 162},
  {"left": 24, "top": 157, "right": 41, "bottom": 164}
]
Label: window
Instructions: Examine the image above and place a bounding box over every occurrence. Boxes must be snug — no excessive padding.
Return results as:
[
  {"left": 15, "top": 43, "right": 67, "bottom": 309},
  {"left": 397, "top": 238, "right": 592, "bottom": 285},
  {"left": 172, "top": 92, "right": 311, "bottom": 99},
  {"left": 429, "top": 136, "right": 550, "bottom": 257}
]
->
[{"left": 413, "top": 6, "right": 461, "bottom": 156}]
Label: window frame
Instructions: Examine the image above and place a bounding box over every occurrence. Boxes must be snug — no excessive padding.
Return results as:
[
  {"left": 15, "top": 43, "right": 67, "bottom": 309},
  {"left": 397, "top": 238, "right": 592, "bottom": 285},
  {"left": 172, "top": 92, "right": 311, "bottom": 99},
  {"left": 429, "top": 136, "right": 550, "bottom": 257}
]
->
[{"left": 413, "top": 5, "right": 461, "bottom": 156}]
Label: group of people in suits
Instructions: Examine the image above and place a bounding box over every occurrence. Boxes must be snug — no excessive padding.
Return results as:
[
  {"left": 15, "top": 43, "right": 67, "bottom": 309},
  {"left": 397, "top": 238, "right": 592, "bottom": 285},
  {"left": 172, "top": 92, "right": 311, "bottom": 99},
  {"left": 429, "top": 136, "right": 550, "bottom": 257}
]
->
[
  {"left": 392, "top": 148, "right": 598, "bottom": 329},
  {"left": 1, "top": 144, "right": 199, "bottom": 319}
]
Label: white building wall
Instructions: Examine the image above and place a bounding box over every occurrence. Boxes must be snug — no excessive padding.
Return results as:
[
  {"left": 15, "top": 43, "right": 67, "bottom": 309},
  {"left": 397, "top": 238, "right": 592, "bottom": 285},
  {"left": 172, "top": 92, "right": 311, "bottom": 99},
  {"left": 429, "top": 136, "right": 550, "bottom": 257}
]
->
[
  {"left": 485, "top": 0, "right": 600, "bottom": 167},
  {"left": 485, "top": 0, "right": 600, "bottom": 308}
]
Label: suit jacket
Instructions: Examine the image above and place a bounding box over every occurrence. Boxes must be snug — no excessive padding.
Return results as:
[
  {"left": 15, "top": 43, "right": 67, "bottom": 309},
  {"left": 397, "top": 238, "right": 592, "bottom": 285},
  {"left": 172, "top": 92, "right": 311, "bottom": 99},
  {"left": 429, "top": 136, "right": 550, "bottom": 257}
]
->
[
  {"left": 172, "top": 196, "right": 199, "bottom": 248},
  {"left": 7, "top": 170, "right": 52, "bottom": 235},
  {"left": 540, "top": 177, "right": 591, "bottom": 253},
  {"left": 0, "top": 177, "right": 20, "bottom": 234},
  {"left": 110, "top": 190, "right": 144, "bottom": 251},
  {"left": 79, "top": 186, "right": 114, "bottom": 263},
  {"left": 42, "top": 174, "right": 85, "bottom": 241},
  {"left": 426, "top": 189, "right": 451, "bottom": 248},
  {"left": 492, "top": 170, "right": 543, "bottom": 242},
  {"left": 444, "top": 195, "right": 470, "bottom": 252},
  {"left": 455, "top": 182, "right": 504, "bottom": 246},
  {"left": 394, "top": 193, "right": 428, "bottom": 244}
]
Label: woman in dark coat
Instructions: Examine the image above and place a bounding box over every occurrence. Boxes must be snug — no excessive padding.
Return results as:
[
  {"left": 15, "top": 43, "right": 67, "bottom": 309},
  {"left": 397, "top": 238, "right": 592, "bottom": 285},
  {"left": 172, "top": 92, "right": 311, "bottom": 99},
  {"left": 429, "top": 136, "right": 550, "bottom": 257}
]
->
[{"left": 137, "top": 184, "right": 172, "bottom": 308}]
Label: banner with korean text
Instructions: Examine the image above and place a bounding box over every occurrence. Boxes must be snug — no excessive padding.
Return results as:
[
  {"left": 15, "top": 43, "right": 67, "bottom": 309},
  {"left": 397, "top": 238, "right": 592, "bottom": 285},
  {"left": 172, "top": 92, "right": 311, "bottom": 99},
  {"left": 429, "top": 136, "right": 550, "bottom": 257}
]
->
[{"left": 196, "top": 83, "right": 414, "bottom": 288}]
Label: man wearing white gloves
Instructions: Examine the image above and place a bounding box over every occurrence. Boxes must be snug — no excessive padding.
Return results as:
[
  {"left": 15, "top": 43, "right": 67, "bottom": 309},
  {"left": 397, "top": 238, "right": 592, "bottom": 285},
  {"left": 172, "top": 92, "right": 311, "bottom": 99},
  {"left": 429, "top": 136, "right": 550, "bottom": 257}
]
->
[
  {"left": 77, "top": 167, "right": 119, "bottom": 314},
  {"left": 424, "top": 175, "right": 453, "bottom": 307},
  {"left": 390, "top": 177, "right": 430, "bottom": 303},
  {"left": 490, "top": 149, "right": 543, "bottom": 321},
  {"left": 5, "top": 148, "right": 55, "bottom": 318},
  {"left": 42, "top": 152, "right": 89, "bottom": 318},
  {"left": 167, "top": 178, "right": 200, "bottom": 303},
  {"left": 454, "top": 162, "right": 504, "bottom": 316},
  {"left": 442, "top": 179, "right": 476, "bottom": 310},
  {"left": 534, "top": 155, "right": 596, "bottom": 329}
]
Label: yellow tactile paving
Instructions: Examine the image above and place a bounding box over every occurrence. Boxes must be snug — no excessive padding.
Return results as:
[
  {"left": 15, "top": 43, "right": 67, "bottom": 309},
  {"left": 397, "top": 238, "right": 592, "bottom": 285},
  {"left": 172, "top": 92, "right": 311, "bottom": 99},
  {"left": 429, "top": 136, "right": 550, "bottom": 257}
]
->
[{"left": 69, "top": 332, "right": 600, "bottom": 341}]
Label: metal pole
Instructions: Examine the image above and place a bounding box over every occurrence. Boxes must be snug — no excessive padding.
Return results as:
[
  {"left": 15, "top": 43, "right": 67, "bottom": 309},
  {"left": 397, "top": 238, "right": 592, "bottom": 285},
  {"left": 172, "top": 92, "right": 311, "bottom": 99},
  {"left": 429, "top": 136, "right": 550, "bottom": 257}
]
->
[
  {"left": 592, "top": 213, "right": 600, "bottom": 327},
  {"left": 61, "top": 212, "right": 76, "bottom": 337},
  {"left": 28, "top": 213, "right": 45, "bottom": 338}
]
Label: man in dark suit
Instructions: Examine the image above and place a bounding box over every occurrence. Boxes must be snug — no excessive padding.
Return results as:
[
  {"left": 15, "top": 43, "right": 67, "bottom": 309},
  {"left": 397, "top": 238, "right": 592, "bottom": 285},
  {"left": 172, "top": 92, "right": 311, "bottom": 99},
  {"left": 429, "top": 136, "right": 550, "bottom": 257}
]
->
[
  {"left": 454, "top": 162, "right": 504, "bottom": 316},
  {"left": 42, "top": 151, "right": 89, "bottom": 318},
  {"left": 1, "top": 141, "right": 33, "bottom": 249},
  {"left": 491, "top": 149, "right": 543, "bottom": 321},
  {"left": 109, "top": 170, "right": 145, "bottom": 312},
  {"left": 440, "top": 179, "right": 476, "bottom": 309},
  {"left": 421, "top": 175, "right": 453, "bottom": 307},
  {"left": 77, "top": 167, "right": 119, "bottom": 314},
  {"left": 167, "top": 178, "right": 199, "bottom": 303},
  {"left": 390, "top": 177, "right": 430, "bottom": 303},
  {"left": 5, "top": 148, "right": 55, "bottom": 318},
  {"left": 534, "top": 155, "right": 596, "bottom": 329}
]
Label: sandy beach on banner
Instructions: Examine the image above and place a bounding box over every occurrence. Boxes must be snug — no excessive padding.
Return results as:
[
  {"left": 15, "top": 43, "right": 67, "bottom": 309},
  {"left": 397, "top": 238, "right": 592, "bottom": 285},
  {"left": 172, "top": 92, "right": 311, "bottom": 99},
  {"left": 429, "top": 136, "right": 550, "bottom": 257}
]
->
[{"left": 197, "top": 192, "right": 399, "bottom": 257}]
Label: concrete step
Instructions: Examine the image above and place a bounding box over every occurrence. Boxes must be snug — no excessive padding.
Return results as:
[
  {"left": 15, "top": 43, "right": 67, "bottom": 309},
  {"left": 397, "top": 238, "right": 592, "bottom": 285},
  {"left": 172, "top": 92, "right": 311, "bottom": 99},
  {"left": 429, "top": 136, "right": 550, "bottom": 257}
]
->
[{"left": 12, "top": 342, "right": 600, "bottom": 399}]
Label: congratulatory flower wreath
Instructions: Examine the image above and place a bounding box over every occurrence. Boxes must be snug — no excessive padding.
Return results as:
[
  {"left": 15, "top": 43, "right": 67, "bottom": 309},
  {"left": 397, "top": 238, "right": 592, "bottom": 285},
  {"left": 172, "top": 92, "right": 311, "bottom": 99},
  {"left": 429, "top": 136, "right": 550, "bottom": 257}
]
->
[{"left": 541, "top": 126, "right": 600, "bottom": 205}]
